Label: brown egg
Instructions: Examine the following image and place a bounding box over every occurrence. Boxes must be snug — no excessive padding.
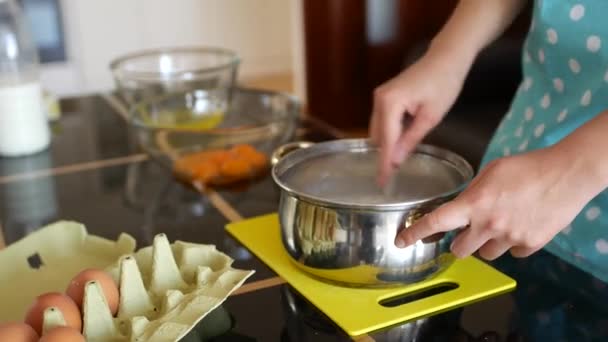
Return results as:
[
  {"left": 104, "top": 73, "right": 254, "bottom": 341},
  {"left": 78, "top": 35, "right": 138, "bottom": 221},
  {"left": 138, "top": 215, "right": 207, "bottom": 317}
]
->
[
  {"left": 24, "top": 292, "right": 82, "bottom": 335},
  {"left": 0, "top": 322, "right": 39, "bottom": 342},
  {"left": 66, "top": 268, "right": 120, "bottom": 315},
  {"left": 39, "top": 326, "right": 85, "bottom": 342}
]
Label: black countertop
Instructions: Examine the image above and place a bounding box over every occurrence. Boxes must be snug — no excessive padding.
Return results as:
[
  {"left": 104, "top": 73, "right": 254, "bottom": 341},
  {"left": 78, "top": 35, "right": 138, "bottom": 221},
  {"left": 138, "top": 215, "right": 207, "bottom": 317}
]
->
[{"left": 0, "top": 94, "right": 606, "bottom": 342}]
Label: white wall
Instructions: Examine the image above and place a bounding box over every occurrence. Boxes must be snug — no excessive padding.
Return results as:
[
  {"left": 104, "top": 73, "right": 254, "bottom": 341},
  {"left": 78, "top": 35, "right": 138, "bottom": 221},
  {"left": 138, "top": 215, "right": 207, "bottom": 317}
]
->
[
  {"left": 43, "top": 0, "right": 294, "bottom": 97},
  {"left": 289, "top": 0, "right": 306, "bottom": 103}
]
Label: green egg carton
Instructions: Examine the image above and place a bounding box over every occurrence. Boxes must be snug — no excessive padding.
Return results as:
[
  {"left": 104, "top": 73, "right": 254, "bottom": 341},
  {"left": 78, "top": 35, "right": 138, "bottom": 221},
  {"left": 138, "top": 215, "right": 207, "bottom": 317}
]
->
[{"left": 0, "top": 221, "right": 255, "bottom": 341}]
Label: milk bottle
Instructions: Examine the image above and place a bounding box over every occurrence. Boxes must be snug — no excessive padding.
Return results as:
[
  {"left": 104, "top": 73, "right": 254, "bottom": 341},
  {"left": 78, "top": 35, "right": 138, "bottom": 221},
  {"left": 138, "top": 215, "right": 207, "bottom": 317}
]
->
[{"left": 0, "top": 0, "right": 49, "bottom": 157}]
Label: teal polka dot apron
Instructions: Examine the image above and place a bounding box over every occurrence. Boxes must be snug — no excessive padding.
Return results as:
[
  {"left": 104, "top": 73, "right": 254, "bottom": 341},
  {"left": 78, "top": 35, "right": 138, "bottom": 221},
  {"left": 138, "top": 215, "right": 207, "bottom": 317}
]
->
[{"left": 481, "top": 0, "right": 608, "bottom": 283}]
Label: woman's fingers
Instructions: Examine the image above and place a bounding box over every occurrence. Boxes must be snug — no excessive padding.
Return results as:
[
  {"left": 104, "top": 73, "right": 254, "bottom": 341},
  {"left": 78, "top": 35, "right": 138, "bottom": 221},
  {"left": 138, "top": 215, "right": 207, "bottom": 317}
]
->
[
  {"left": 369, "top": 109, "right": 380, "bottom": 145},
  {"left": 449, "top": 224, "right": 492, "bottom": 258},
  {"left": 510, "top": 246, "right": 539, "bottom": 258},
  {"left": 391, "top": 152, "right": 578, "bottom": 260},
  {"left": 392, "top": 106, "right": 438, "bottom": 165},
  {"left": 378, "top": 104, "right": 407, "bottom": 186},
  {"left": 478, "top": 239, "right": 512, "bottom": 260},
  {"left": 396, "top": 200, "right": 470, "bottom": 248}
]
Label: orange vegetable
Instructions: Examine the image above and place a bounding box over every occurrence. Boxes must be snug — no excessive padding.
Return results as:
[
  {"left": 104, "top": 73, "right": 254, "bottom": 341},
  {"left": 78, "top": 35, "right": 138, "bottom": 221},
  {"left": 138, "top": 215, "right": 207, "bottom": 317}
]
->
[
  {"left": 208, "top": 151, "right": 231, "bottom": 165},
  {"left": 220, "top": 157, "right": 252, "bottom": 179},
  {"left": 231, "top": 144, "right": 258, "bottom": 156},
  {"left": 232, "top": 144, "right": 268, "bottom": 171},
  {"left": 173, "top": 144, "right": 269, "bottom": 187},
  {"left": 192, "top": 162, "right": 220, "bottom": 183},
  {"left": 248, "top": 152, "right": 269, "bottom": 171}
]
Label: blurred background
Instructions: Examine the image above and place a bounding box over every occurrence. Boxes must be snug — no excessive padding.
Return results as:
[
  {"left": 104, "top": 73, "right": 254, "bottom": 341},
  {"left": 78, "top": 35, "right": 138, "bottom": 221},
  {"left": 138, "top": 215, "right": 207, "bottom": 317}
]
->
[
  {"left": 23, "top": 0, "right": 532, "bottom": 166},
  {"left": 22, "top": 0, "right": 297, "bottom": 97}
]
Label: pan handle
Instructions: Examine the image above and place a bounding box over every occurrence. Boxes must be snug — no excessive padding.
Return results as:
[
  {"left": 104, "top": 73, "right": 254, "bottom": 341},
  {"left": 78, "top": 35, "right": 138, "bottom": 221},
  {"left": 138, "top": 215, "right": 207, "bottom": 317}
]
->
[{"left": 270, "top": 141, "right": 315, "bottom": 166}]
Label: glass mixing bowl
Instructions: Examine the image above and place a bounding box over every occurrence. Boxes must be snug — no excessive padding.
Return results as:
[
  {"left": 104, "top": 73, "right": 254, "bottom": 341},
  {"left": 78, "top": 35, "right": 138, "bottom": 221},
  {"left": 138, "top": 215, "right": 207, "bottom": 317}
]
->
[
  {"left": 110, "top": 47, "right": 240, "bottom": 109},
  {"left": 129, "top": 87, "right": 300, "bottom": 190}
]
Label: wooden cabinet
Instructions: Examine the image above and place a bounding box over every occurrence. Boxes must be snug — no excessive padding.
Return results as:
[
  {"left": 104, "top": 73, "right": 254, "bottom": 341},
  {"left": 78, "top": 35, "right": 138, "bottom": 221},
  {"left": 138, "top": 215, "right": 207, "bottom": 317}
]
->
[{"left": 302, "top": 0, "right": 531, "bottom": 130}]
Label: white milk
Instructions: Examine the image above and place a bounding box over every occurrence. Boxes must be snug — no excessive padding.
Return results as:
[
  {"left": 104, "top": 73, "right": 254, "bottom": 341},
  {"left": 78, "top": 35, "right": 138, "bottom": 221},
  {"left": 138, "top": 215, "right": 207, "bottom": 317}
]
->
[{"left": 0, "top": 81, "right": 50, "bottom": 156}]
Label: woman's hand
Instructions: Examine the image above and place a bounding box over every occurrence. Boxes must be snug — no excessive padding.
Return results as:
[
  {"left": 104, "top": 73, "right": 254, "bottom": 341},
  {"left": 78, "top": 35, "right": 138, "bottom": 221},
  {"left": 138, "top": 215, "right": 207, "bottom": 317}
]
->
[
  {"left": 369, "top": 0, "right": 528, "bottom": 186},
  {"left": 370, "top": 52, "right": 469, "bottom": 186},
  {"left": 395, "top": 146, "right": 599, "bottom": 260}
]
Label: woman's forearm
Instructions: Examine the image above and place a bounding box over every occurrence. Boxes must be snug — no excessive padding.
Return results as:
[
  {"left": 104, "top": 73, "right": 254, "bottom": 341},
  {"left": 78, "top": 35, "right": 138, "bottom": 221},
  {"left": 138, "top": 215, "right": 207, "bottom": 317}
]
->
[
  {"left": 551, "top": 111, "right": 608, "bottom": 199},
  {"left": 427, "top": 0, "right": 528, "bottom": 69}
]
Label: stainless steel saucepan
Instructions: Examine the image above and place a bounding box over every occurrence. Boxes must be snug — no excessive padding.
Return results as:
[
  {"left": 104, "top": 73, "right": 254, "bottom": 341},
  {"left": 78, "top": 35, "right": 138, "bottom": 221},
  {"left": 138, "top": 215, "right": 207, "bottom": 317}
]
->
[{"left": 271, "top": 139, "right": 474, "bottom": 287}]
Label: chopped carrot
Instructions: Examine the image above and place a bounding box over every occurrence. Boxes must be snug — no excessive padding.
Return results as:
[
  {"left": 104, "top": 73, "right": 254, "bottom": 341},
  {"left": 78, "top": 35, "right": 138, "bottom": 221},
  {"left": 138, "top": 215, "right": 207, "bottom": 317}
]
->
[
  {"left": 173, "top": 144, "right": 269, "bottom": 188},
  {"left": 193, "top": 162, "right": 220, "bottom": 183},
  {"left": 247, "top": 151, "right": 268, "bottom": 171},
  {"left": 231, "top": 144, "right": 258, "bottom": 156},
  {"left": 233, "top": 144, "right": 268, "bottom": 170},
  {"left": 220, "top": 157, "right": 252, "bottom": 179}
]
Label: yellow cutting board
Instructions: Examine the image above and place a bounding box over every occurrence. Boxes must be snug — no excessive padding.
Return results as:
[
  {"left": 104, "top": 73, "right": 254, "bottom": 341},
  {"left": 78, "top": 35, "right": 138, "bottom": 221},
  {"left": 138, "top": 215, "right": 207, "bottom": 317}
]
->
[{"left": 226, "top": 213, "right": 517, "bottom": 337}]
